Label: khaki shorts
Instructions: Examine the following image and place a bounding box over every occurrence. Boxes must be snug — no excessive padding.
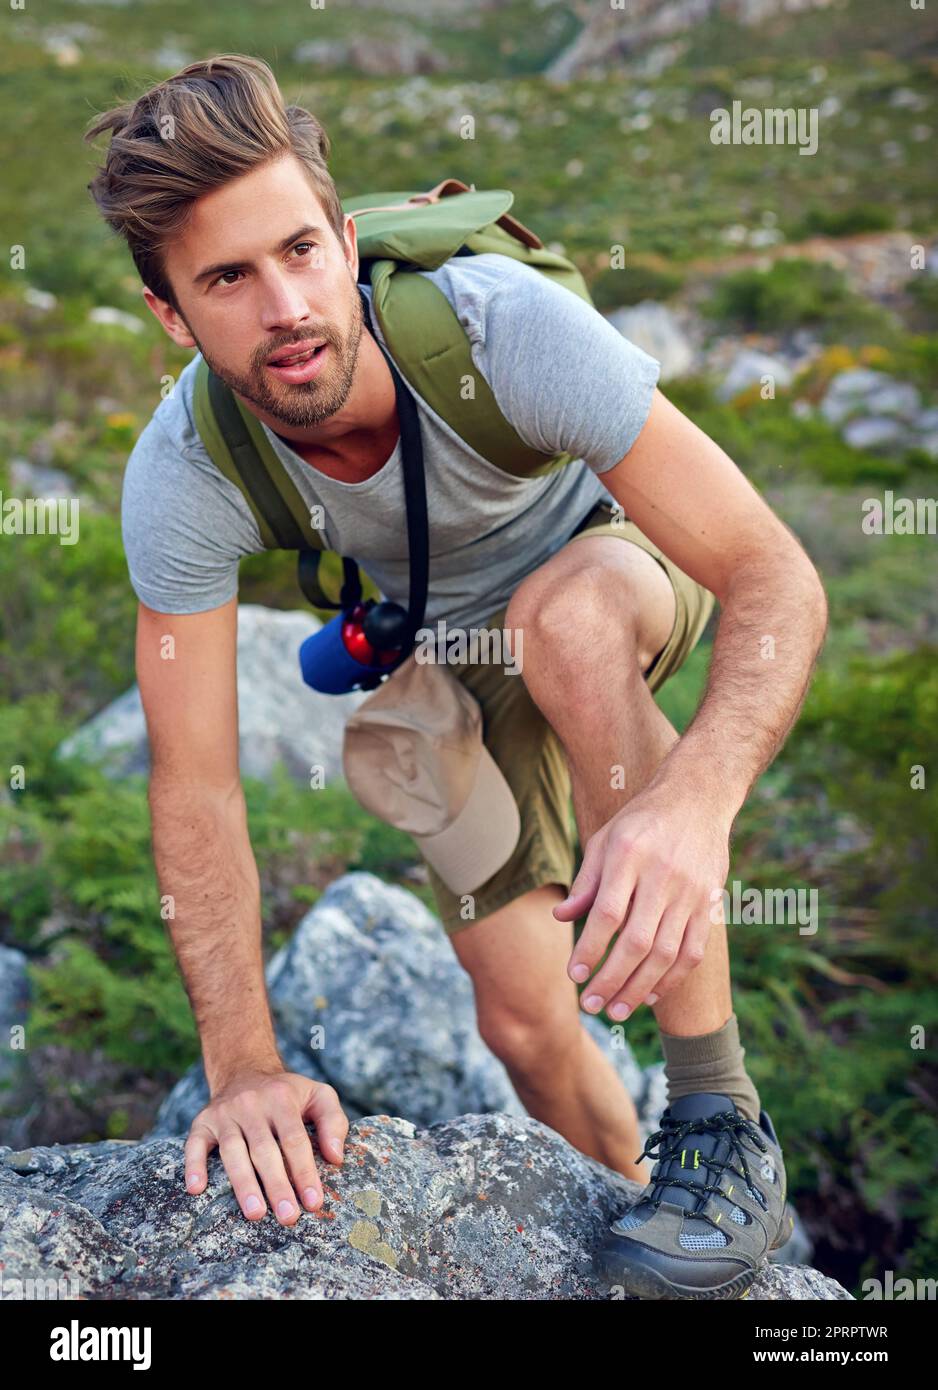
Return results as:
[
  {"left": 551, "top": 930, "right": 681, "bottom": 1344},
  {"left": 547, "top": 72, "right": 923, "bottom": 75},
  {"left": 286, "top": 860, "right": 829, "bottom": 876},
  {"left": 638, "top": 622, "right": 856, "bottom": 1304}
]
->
[{"left": 418, "top": 499, "right": 716, "bottom": 936}]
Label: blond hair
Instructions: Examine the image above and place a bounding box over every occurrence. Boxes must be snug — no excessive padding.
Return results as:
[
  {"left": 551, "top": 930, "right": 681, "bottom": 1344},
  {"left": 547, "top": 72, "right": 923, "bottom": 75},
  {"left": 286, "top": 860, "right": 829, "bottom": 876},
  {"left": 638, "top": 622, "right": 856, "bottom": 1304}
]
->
[{"left": 85, "top": 54, "right": 344, "bottom": 313}]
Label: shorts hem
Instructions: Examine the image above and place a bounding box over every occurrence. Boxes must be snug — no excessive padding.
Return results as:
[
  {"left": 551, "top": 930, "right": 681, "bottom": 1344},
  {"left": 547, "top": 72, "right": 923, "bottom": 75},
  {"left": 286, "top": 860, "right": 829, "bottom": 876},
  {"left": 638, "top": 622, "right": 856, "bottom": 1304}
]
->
[
  {"left": 565, "top": 502, "right": 714, "bottom": 693},
  {"left": 439, "top": 861, "right": 573, "bottom": 937}
]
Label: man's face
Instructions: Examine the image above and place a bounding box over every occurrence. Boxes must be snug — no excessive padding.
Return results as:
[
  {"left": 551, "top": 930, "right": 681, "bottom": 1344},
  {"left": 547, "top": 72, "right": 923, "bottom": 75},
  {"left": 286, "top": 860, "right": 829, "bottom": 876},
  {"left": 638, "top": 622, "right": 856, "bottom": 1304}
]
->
[{"left": 146, "top": 153, "right": 364, "bottom": 429}]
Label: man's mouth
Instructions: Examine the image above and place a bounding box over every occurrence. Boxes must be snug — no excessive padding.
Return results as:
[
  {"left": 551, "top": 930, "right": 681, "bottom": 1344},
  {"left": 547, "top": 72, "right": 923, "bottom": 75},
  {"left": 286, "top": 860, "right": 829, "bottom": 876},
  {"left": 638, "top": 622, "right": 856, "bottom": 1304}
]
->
[
  {"left": 266, "top": 339, "right": 326, "bottom": 366},
  {"left": 265, "top": 340, "right": 329, "bottom": 384}
]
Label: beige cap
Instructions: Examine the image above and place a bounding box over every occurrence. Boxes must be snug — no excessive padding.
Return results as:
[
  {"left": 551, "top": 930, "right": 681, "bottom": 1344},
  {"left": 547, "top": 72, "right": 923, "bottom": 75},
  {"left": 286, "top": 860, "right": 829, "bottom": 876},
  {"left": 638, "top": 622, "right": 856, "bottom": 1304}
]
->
[{"left": 341, "top": 653, "right": 521, "bottom": 894}]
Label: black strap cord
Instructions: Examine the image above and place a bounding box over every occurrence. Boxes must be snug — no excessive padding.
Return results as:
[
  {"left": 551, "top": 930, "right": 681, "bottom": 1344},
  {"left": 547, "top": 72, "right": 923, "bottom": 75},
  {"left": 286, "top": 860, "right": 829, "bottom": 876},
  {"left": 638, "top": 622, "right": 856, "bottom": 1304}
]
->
[
  {"left": 297, "top": 548, "right": 362, "bottom": 612},
  {"left": 354, "top": 284, "right": 430, "bottom": 654}
]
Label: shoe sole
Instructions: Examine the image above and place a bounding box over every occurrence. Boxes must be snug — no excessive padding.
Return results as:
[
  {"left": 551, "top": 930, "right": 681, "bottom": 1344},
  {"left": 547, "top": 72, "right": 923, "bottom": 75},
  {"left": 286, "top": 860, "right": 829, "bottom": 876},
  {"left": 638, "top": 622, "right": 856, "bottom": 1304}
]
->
[
  {"left": 596, "top": 1201, "right": 792, "bottom": 1302},
  {"left": 596, "top": 1244, "right": 760, "bottom": 1301}
]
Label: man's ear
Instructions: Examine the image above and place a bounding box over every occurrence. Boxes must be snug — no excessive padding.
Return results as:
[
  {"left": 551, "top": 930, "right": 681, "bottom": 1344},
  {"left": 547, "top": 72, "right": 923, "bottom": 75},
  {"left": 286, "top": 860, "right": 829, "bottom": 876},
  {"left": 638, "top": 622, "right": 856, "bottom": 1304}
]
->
[
  {"left": 342, "top": 212, "right": 359, "bottom": 284},
  {"left": 141, "top": 286, "right": 196, "bottom": 350}
]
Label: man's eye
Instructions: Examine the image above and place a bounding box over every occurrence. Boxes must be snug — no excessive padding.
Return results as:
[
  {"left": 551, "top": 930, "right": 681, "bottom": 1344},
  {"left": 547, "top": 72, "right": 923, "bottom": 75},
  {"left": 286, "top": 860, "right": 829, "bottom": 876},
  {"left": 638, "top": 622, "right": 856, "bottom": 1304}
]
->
[{"left": 211, "top": 243, "right": 317, "bottom": 288}]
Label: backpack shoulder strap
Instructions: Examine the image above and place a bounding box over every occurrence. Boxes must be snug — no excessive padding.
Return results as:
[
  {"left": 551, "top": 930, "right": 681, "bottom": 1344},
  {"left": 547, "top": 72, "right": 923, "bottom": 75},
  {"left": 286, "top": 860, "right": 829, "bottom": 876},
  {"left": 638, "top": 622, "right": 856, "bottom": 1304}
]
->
[
  {"left": 192, "top": 358, "right": 349, "bottom": 610},
  {"left": 192, "top": 357, "right": 323, "bottom": 551},
  {"left": 352, "top": 182, "right": 595, "bottom": 478},
  {"left": 370, "top": 260, "right": 577, "bottom": 479}
]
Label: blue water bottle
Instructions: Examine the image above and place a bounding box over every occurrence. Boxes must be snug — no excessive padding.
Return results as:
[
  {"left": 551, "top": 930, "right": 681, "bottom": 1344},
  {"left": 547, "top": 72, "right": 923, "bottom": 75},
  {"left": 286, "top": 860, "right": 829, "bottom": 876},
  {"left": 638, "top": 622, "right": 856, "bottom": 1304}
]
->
[{"left": 298, "top": 596, "right": 413, "bottom": 694}]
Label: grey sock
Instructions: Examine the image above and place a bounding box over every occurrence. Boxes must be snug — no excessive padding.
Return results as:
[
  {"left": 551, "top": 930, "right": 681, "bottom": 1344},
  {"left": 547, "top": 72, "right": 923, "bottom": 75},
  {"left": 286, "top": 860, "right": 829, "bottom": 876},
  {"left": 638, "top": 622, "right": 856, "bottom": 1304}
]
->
[{"left": 659, "top": 1012, "right": 762, "bottom": 1124}]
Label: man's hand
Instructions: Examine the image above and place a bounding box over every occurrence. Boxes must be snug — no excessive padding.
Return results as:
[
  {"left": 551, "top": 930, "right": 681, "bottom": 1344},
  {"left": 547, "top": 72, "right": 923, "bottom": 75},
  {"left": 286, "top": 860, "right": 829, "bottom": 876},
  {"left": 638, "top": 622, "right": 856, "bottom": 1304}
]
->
[
  {"left": 552, "top": 785, "right": 730, "bottom": 1020},
  {"left": 183, "top": 1068, "right": 350, "bottom": 1224}
]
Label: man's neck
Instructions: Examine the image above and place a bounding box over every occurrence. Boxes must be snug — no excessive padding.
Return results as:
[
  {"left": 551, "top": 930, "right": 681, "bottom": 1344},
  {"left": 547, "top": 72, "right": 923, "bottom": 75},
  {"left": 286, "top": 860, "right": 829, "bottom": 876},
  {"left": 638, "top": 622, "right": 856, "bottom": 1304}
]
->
[{"left": 236, "top": 329, "right": 399, "bottom": 478}]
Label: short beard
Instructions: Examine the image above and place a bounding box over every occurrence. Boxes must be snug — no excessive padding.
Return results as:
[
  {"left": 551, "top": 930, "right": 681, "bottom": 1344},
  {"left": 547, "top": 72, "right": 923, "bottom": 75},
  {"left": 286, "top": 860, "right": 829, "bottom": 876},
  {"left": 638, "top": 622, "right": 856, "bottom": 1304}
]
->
[{"left": 191, "top": 280, "right": 364, "bottom": 429}]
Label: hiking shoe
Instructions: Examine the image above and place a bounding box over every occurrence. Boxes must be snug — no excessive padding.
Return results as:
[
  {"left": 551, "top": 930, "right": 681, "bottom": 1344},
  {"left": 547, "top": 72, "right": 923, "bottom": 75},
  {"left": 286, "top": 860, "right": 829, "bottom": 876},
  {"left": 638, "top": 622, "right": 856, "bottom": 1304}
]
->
[{"left": 595, "top": 1092, "right": 789, "bottom": 1300}]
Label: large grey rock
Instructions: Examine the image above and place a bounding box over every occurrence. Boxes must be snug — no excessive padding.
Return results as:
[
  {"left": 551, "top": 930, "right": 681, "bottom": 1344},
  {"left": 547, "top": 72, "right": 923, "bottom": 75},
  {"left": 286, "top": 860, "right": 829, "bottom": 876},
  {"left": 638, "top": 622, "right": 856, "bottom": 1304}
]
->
[
  {"left": 820, "top": 370, "right": 921, "bottom": 428},
  {"left": 914, "top": 407, "right": 938, "bottom": 433},
  {"left": 914, "top": 432, "right": 938, "bottom": 460},
  {"left": 8, "top": 458, "right": 75, "bottom": 498},
  {"left": 0, "top": 1118, "right": 848, "bottom": 1300},
  {"left": 546, "top": 0, "right": 833, "bottom": 80},
  {"left": 146, "top": 872, "right": 649, "bottom": 1138},
  {"left": 820, "top": 370, "right": 888, "bottom": 426},
  {"left": 3, "top": 871, "right": 820, "bottom": 1296},
  {"left": 57, "top": 604, "right": 367, "bottom": 785},
  {"left": 843, "top": 417, "right": 911, "bottom": 452},
  {"left": 864, "top": 380, "right": 922, "bottom": 421},
  {"left": 144, "top": 872, "right": 812, "bottom": 1273},
  {"left": 605, "top": 302, "right": 699, "bottom": 381},
  {"left": 717, "top": 350, "right": 794, "bottom": 402},
  {"left": 87, "top": 306, "right": 146, "bottom": 335},
  {"left": 912, "top": 408, "right": 938, "bottom": 459}
]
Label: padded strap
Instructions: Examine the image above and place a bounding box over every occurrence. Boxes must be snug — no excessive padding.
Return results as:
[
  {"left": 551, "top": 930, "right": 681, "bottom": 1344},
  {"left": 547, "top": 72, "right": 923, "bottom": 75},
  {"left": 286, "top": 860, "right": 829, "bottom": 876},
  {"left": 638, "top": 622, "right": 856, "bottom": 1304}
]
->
[
  {"left": 206, "top": 370, "right": 307, "bottom": 550},
  {"left": 196, "top": 361, "right": 346, "bottom": 611},
  {"left": 369, "top": 254, "right": 577, "bottom": 478}
]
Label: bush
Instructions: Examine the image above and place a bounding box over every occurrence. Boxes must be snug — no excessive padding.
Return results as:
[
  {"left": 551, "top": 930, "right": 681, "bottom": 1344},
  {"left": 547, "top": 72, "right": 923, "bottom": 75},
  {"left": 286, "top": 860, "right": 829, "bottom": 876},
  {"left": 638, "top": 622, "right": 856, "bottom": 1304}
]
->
[
  {"left": 661, "top": 382, "right": 912, "bottom": 487},
  {"left": 796, "top": 205, "right": 894, "bottom": 238},
  {"left": 703, "top": 259, "right": 896, "bottom": 343},
  {"left": 905, "top": 274, "right": 938, "bottom": 333},
  {"left": 588, "top": 262, "right": 685, "bottom": 312},
  {"left": 0, "top": 504, "right": 137, "bottom": 723}
]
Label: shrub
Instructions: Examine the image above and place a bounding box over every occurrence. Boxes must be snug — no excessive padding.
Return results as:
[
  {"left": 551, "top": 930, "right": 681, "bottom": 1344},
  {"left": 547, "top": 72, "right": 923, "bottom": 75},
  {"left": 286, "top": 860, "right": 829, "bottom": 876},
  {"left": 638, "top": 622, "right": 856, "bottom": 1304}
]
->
[
  {"left": 796, "top": 205, "right": 894, "bottom": 238},
  {"left": 0, "top": 505, "right": 137, "bottom": 722},
  {"left": 0, "top": 695, "right": 429, "bottom": 1077},
  {"left": 588, "top": 262, "right": 685, "bottom": 312},
  {"left": 703, "top": 259, "right": 896, "bottom": 343}
]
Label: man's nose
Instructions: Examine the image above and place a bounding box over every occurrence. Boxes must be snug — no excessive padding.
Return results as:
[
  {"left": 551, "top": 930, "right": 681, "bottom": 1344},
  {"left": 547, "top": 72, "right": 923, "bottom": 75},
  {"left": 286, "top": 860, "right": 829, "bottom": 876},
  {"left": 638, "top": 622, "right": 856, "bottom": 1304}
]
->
[{"left": 258, "top": 270, "right": 312, "bottom": 330}]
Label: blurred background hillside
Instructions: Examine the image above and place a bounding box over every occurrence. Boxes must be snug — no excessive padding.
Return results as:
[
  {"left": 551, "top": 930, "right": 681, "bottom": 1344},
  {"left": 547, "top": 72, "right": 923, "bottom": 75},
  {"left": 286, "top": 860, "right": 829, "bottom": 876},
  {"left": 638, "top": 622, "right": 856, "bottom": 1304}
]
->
[{"left": 1, "top": 0, "right": 936, "bottom": 1297}]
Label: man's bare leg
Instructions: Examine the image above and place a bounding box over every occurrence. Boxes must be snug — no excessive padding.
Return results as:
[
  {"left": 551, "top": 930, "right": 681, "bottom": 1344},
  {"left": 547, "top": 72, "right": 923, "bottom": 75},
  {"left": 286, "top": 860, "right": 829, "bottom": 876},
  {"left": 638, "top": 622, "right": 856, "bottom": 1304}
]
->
[
  {"left": 446, "top": 533, "right": 733, "bottom": 1189},
  {"left": 505, "top": 534, "right": 733, "bottom": 1039},
  {"left": 449, "top": 884, "right": 652, "bottom": 1184}
]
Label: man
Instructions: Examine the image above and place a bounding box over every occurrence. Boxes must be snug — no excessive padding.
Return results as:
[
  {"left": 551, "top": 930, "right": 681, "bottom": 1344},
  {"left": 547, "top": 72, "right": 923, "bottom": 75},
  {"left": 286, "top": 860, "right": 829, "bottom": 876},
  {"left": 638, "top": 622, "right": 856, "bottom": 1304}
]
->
[{"left": 86, "top": 55, "right": 826, "bottom": 1298}]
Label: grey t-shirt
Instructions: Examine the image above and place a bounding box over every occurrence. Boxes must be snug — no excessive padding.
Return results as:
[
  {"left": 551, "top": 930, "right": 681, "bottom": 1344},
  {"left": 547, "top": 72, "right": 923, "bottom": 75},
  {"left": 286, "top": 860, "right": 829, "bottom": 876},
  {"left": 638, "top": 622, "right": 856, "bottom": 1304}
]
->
[{"left": 121, "top": 252, "right": 660, "bottom": 628}]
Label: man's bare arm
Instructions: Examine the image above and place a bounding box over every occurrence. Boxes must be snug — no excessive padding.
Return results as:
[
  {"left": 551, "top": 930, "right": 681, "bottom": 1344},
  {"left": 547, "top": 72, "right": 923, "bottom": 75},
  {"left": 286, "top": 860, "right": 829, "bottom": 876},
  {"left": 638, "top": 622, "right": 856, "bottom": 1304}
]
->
[
  {"left": 600, "top": 388, "right": 827, "bottom": 812},
  {"left": 148, "top": 773, "right": 280, "bottom": 1090},
  {"left": 137, "top": 596, "right": 348, "bottom": 1222}
]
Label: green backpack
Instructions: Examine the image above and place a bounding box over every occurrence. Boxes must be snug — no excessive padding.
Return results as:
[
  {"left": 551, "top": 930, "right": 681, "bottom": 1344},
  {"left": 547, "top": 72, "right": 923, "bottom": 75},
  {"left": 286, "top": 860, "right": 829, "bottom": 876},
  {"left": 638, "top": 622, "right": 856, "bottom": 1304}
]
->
[{"left": 191, "top": 178, "right": 595, "bottom": 611}]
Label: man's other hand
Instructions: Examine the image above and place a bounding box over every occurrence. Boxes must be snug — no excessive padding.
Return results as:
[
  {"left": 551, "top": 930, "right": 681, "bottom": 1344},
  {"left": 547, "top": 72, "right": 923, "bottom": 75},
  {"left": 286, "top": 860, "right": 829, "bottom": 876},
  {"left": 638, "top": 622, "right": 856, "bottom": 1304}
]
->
[
  {"left": 183, "top": 1069, "right": 349, "bottom": 1223},
  {"left": 553, "top": 785, "right": 730, "bottom": 1019}
]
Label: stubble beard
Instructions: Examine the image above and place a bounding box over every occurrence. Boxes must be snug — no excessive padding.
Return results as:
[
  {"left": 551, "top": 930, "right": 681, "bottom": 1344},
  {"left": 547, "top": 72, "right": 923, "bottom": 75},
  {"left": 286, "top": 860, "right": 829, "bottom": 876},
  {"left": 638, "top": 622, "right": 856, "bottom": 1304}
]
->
[{"left": 192, "top": 279, "right": 365, "bottom": 429}]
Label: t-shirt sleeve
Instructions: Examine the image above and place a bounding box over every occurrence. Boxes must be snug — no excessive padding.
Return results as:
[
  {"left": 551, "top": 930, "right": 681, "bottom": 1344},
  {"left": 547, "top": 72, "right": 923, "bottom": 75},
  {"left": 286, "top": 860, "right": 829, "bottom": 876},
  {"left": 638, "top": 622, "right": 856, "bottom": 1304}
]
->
[
  {"left": 120, "top": 413, "right": 264, "bottom": 614},
  {"left": 471, "top": 260, "right": 661, "bottom": 475}
]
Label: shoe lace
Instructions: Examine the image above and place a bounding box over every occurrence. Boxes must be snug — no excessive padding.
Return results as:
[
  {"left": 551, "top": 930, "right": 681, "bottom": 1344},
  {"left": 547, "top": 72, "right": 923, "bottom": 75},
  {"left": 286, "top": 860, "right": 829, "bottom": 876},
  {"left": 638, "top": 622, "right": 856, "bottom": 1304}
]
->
[{"left": 635, "top": 1110, "right": 769, "bottom": 1216}]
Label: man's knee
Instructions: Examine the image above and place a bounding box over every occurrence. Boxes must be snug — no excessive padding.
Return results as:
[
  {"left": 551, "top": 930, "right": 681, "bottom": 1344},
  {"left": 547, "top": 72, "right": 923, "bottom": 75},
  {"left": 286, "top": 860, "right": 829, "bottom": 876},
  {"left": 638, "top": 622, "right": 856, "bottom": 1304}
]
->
[
  {"left": 509, "top": 562, "right": 635, "bottom": 657},
  {"left": 506, "top": 562, "right": 645, "bottom": 705},
  {"left": 476, "top": 996, "right": 583, "bottom": 1079}
]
